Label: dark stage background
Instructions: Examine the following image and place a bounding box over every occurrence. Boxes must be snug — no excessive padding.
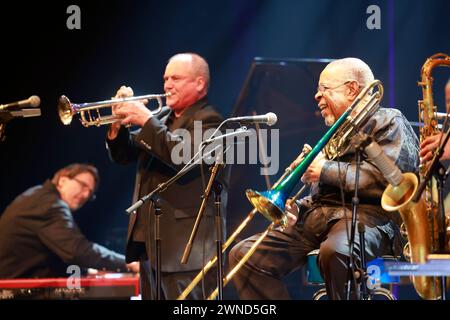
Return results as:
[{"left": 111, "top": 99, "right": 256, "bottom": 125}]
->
[{"left": 1, "top": 0, "right": 450, "bottom": 299}]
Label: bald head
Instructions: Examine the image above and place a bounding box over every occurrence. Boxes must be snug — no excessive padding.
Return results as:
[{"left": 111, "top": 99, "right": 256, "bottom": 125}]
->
[
  {"left": 315, "top": 57, "right": 375, "bottom": 127},
  {"left": 164, "top": 53, "right": 211, "bottom": 116},
  {"left": 324, "top": 58, "right": 374, "bottom": 90},
  {"left": 168, "top": 53, "right": 210, "bottom": 91}
]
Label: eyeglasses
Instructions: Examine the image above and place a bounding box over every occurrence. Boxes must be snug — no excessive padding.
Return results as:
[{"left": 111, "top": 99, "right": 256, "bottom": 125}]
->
[
  {"left": 317, "top": 80, "right": 353, "bottom": 93},
  {"left": 72, "top": 177, "right": 96, "bottom": 201}
]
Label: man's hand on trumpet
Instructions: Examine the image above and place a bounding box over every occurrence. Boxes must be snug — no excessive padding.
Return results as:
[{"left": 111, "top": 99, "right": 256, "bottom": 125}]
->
[
  {"left": 113, "top": 85, "right": 151, "bottom": 127},
  {"left": 108, "top": 85, "right": 150, "bottom": 139}
]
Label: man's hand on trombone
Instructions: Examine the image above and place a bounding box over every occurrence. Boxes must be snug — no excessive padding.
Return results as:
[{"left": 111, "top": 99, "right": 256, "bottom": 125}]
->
[
  {"left": 285, "top": 198, "right": 299, "bottom": 227},
  {"left": 283, "top": 151, "right": 326, "bottom": 228},
  {"left": 301, "top": 151, "right": 326, "bottom": 184}
]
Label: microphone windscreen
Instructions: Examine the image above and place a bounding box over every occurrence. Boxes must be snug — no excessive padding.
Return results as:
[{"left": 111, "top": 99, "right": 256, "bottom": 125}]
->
[
  {"left": 29, "top": 95, "right": 41, "bottom": 107},
  {"left": 266, "top": 112, "right": 277, "bottom": 126}
]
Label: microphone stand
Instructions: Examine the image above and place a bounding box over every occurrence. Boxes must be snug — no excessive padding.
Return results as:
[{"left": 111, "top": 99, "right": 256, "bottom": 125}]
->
[
  {"left": 154, "top": 199, "right": 162, "bottom": 300},
  {"left": 180, "top": 158, "right": 226, "bottom": 299},
  {"left": 435, "top": 168, "right": 448, "bottom": 301},
  {"left": 358, "top": 222, "right": 369, "bottom": 300},
  {"left": 345, "top": 143, "right": 363, "bottom": 300},
  {"left": 181, "top": 128, "right": 252, "bottom": 299},
  {"left": 213, "top": 180, "right": 224, "bottom": 300},
  {"left": 180, "top": 128, "right": 250, "bottom": 265},
  {"left": 125, "top": 140, "right": 225, "bottom": 300},
  {"left": 180, "top": 160, "right": 225, "bottom": 265},
  {"left": 413, "top": 128, "right": 450, "bottom": 300},
  {"left": 345, "top": 134, "right": 372, "bottom": 300}
]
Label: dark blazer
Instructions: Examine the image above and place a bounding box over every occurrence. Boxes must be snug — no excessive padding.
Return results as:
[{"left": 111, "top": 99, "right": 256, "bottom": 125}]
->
[
  {"left": 0, "top": 180, "right": 126, "bottom": 278},
  {"left": 107, "top": 97, "right": 230, "bottom": 272}
]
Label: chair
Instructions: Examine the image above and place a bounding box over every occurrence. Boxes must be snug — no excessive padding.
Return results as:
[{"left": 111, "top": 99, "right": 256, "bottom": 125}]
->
[{"left": 305, "top": 249, "right": 399, "bottom": 300}]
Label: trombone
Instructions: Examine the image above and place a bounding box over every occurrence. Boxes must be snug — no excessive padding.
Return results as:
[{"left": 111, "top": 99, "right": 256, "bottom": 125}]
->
[
  {"left": 177, "top": 144, "right": 312, "bottom": 300},
  {"left": 57, "top": 93, "right": 170, "bottom": 127}
]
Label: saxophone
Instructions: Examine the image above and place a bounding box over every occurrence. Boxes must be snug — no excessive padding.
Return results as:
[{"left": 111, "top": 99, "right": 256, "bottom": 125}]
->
[{"left": 381, "top": 53, "right": 450, "bottom": 300}]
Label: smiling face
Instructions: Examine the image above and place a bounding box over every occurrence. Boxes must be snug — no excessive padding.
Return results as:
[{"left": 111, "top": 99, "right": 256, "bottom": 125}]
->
[
  {"left": 163, "top": 54, "right": 208, "bottom": 116},
  {"left": 314, "top": 65, "right": 360, "bottom": 126},
  {"left": 56, "top": 171, "right": 96, "bottom": 211}
]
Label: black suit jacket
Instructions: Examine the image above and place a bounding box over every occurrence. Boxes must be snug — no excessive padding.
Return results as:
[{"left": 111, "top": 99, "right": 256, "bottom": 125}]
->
[
  {"left": 0, "top": 180, "right": 126, "bottom": 278},
  {"left": 106, "top": 97, "right": 230, "bottom": 272}
]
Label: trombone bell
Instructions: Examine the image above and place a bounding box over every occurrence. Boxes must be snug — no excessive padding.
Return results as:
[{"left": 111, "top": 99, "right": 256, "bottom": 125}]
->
[{"left": 246, "top": 189, "right": 287, "bottom": 228}]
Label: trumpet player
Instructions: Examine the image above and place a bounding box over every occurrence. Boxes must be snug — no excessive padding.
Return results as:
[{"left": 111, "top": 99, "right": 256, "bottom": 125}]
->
[
  {"left": 106, "top": 53, "right": 230, "bottom": 300},
  {"left": 229, "top": 58, "right": 419, "bottom": 300}
]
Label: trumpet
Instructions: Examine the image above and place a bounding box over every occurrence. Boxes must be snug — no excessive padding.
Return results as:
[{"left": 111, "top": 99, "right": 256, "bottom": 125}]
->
[{"left": 57, "top": 93, "right": 170, "bottom": 127}]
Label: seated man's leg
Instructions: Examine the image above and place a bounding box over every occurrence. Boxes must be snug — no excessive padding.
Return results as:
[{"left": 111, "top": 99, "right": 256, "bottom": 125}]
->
[
  {"left": 317, "top": 218, "right": 394, "bottom": 300},
  {"left": 229, "top": 224, "right": 313, "bottom": 300}
]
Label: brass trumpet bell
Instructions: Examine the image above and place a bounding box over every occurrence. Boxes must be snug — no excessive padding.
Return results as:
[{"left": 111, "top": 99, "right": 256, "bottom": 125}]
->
[{"left": 58, "top": 95, "right": 75, "bottom": 125}]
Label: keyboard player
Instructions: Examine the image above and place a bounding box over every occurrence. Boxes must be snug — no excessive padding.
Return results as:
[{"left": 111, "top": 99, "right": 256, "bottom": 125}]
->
[{"left": 0, "top": 163, "right": 139, "bottom": 279}]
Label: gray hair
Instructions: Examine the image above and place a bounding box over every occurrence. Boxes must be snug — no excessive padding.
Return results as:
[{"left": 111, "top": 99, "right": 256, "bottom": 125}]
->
[{"left": 326, "top": 57, "right": 375, "bottom": 89}]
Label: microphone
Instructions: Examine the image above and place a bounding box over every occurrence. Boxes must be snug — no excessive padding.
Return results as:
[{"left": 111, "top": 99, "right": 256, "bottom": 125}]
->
[
  {"left": 229, "top": 112, "right": 277, "bottom": 126},
  {"left": 363, "top": 134, "right": 403, "bottom": 186},
  {"left": 0, "top": 95, "right": 41, "bottom": 111}
]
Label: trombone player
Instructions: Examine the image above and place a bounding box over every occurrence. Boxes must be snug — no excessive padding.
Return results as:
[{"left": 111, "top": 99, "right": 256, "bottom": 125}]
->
[
  {"left": 105, "top": 53, "right": 230, "bottom": 300},
  {"left": 229, "top": 58, "right": 419, "bottom": 300}
]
